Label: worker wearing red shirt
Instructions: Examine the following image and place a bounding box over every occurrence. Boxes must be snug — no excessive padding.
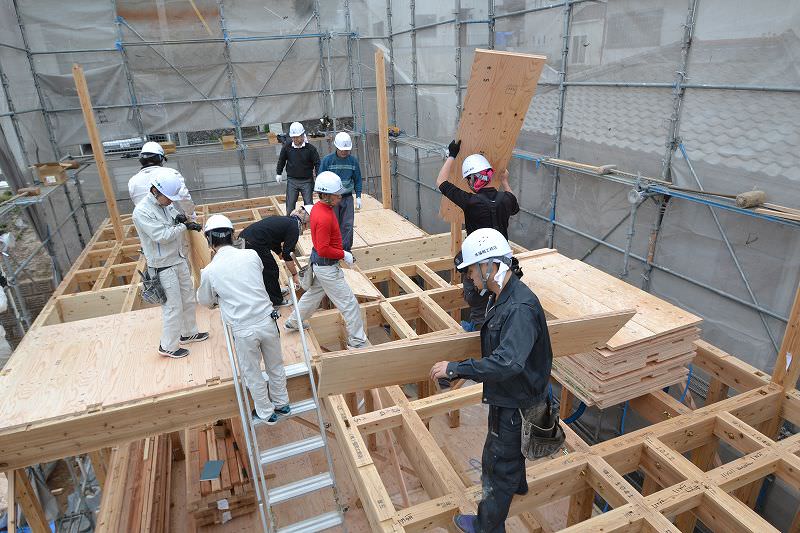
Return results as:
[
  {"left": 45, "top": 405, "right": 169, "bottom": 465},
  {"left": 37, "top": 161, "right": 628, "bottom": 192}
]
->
[{"left": 284, "top": 171, "right": 368, "bottom": 349}]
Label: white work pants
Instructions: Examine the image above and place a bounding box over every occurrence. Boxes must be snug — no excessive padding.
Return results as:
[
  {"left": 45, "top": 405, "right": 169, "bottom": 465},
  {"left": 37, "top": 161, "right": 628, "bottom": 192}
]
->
[
  {"left": 286, "top": 264, "right": 367, "bottom": 348},
  {"left": 0, "top": 327, "right": 11, "bottom": 370},
  {"left": 234, "top": 319, "right": 289, "bottom": 419},
  {"left": 157, "top": 260, "right": 199, "bottom": 351}
]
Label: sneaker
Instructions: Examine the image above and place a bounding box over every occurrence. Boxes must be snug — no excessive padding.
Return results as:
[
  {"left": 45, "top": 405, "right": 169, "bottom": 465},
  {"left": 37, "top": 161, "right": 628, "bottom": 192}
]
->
[
  {"left": 273, "top": 298, "right": 291, "bottom": 307},
  {"left": 453, "top": 514, "right": 477, "bottom": 533},
  {"left": 158, "top": 345, "right": 189, "bottom": 359},
  {"left": 284, "top": 320, "right": 309, "bottom": 331},
  {"left": 180, "top": 332, "right": 210, "bottom": 344},
  {"left": 263, "top": 405, "right": 292, "bottom": 426}
]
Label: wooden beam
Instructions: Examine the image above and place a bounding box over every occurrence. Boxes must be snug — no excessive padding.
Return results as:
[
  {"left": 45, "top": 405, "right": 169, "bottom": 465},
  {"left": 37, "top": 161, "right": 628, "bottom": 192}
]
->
[
  {"left": 14, "top": 469, "right": 49, "bottom": 533},
  {"left": 317, "top": 310, "right": 634, "bottom": 395},
  {"left": 439, "top": 49, "right": 545, "bottom": 224},
  {"left": 375, "top": 50, "right": 392, "bottom": 209},
  {"left": 6, "top": 469, "right": 16, "bottom": 533},
  {"left": 72, "top": 64, "right": 123, "bottom": 242}
]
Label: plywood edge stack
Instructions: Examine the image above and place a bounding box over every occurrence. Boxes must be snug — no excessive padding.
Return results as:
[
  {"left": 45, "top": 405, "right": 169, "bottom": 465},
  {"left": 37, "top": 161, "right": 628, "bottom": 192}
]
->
[{"left": 186, "top": 418, "right": 255, "bottom": 527}]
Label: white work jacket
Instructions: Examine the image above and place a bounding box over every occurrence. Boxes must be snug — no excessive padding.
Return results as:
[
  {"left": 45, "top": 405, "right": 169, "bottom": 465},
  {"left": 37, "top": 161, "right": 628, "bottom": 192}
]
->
[
  {"left": 197, "top": 246, "right": 275, "bottom": 331},
  {"left": 132, "top": 193, "right": 187, "bottom": 268},
  {"left": 128, "top": 166, "right": 196, "bottom": 218}
]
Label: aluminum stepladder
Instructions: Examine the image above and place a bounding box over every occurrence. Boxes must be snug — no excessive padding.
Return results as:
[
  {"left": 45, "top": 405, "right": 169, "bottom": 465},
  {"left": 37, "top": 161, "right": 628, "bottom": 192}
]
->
[{"left": 221, "top": 276, "right": 345, "bottom": 533}]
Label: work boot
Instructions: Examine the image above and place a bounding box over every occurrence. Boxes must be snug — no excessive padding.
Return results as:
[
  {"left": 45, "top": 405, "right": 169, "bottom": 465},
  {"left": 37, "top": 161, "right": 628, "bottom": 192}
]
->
[
  {"left": 180, "top": 332, "right": 210, "bottom": 344},
  {"left": 453, "top": 514, "right": 477, "bottom": 533},
  {"left": 158, "top": 345, "right": 189, "bottom": 359}
]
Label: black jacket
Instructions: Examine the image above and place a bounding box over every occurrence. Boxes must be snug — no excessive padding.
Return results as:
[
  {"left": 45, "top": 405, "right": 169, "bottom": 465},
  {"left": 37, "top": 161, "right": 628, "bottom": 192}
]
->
[
  {"left": 438, "top": 183, "right": 519, "bottom": 239},
  {"left": 445, "top": 274, "right": 553, "bottom": 408},
  {"left": 276, "top": 142, "right": 320, "bottom": 179},
  {"left": 239, "top": 216, "right": 301, "bottom": 261}
]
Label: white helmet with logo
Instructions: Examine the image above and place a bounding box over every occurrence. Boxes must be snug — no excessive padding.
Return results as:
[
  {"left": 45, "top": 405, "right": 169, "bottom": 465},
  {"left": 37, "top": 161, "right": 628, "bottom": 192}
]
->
[
  {"left": 456, "top": 228, "right": 512, "bottom": 270},
  {"left": 314, "top": 171, "right": 344, "bottom": 194},
  {"left": 289, "top": 122, "right": 305, "bottom": 137},
  {"left": 150, "top": 173, "right": 183, "bottom": 201},
  {"left": 461, "top": 153, "right": 492, "bottom": 179},
  {"left": 333, "top": 131, "right": 352, "bottom": 151}
]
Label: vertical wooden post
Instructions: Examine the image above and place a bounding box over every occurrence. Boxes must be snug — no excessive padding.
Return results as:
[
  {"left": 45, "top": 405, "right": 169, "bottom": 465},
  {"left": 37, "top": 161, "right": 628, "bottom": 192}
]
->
[
  {"left": 72, "top": 64, "right": 124, "bottom": 242},
  {"left": 14, "top": 469, "right": 50, "bottom": 533},
  {"left": 6, "top": 470, "right": 16, "bottom": 533},
  {"left": 374, "top": 51, "right": 392, "bottom": 209}
]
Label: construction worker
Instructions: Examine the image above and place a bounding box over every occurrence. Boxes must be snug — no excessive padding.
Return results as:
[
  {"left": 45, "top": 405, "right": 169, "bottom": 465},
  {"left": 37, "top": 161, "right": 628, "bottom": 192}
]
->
[
  {"left": 430, "top": 228, "right": 554, "bottom": 533},
  {"left": 319, "top": 131, "right": 363, "bottom": 251},
  {"left": 238, "top": 206, "right": 312, "bottom": 308},
  {"left": 132, "top": 173, "right": 209, "bottom": 359},
  {"left": 436, "top": 140, "right": 519, "bottom": 331},
  {"left": 277, "top": 122, "right": 320, "bottom": 213},
  {"left": 197, "top": 215, "right": 290, "bottom": 425},
  {"left": 128, "top": 141, "right": 196, "bottom": 219},
  {"left": 284, "top": 171, "right": 368, "bottom": 349}
]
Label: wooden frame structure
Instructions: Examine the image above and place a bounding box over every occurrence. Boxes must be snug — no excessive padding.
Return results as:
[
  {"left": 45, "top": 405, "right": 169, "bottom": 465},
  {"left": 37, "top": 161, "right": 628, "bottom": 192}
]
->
[{"left": 2, "top": 190, "right": 797, "bottom": 532}]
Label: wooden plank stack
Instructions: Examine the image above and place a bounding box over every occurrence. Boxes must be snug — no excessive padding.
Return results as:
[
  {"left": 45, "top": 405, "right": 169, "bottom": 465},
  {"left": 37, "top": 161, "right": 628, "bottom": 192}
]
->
[
  {"left": 186, "top": 418, "right": 255, "bottom": 526},
  {"left": 518, "top": 250, "right": 702, "bottom": 408},
  {"left": 95, "top": 436, "right": 173, "bottom": 532}
]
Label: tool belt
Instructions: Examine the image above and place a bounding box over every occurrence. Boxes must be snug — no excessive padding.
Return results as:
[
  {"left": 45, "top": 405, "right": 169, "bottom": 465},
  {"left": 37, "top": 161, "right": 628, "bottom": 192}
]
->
[
  {"left": 298, "top": 263, "right": 314, "bottom": 291},
  {"left": 519, "top": 397, "right": 566, "bottom": 460},
  {"left": 139, "top": 266, "right": 167, "bottom": 305}
]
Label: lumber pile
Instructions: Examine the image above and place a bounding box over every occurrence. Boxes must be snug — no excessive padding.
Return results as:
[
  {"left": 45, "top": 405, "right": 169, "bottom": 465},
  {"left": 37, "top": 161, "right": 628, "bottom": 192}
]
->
[
  {"left": 95, "top": 436, "right": 173, "bottom": 532},
  {"left": 186, "top": 418, "right": 255, "bottom": 526},
  {"left": 518, "top": 250, "right": 702, "bottom": 408}
]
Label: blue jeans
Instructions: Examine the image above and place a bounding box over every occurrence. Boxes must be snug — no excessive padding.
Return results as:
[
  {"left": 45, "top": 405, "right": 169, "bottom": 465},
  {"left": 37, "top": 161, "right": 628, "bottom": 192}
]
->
[{"left": 333, "top": 194, "right": 355, "bottom": 251}]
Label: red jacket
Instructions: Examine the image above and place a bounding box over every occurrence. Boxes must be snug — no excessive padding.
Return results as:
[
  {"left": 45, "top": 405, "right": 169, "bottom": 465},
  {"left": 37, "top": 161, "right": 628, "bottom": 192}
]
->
[{"left": 310, "top": 202, "right": 344, "bottom": 260}]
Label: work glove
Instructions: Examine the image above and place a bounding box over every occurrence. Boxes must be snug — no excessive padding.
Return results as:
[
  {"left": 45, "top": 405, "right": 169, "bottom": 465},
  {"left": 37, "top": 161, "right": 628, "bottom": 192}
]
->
[
  {"left": 275, "top": 174, "right": 283, "bottom": 184},
  {"left": 0, "top": 274, "right": 6, "bottom": 288},
  {"left": 447, "top": 139, "right": 461, "bottom": 159},
  {"left": 185, "top": 222, "right": 203, "bottom": 232},
  {"left": 174, "top": 213, "right": 188, "bottom": 225},
  {"left": 342, "top": 251, "right": 354, "bottom": 265},
  {"left": 356, "top": 197, "right": 362, "bottom": 210}
]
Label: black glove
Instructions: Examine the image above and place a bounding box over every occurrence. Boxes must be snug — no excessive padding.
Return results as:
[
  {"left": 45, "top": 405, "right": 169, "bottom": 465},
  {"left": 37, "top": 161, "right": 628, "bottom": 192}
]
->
[
  {"left": 447, "top": 139, "right": 461, "bottom": 159},
  {"left": 185, "top": 222, "right": 203, "bottom": 232},
  {"left": 174, "top": 213, "right": 188, "bottom": 225},
  {"left": 0, "top": 274, "right": 6, "bottom": 288}
]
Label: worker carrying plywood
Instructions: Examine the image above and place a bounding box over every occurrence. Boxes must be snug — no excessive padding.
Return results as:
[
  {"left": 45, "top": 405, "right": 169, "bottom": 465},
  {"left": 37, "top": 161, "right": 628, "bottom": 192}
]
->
[
  {"left": 284, "top": 172, "right": 368, "bottom": 349},
  {"left": 436, "top": 140, "right": 520, "bottom": 331},
  {"left": 238, "top": 205, "right": 312, "bottom": 307},
  {"left": 132, "top": 173, "right": 209, "bottom": 359},
  {"left": 276, "top": 122, "right": 320, "bottom": 214},
  {"left": 128, "top": 142, "right": 195, "bottom": 218},
  {"left": 319, "top": 132, "right": 363, "bottom": 251},
  {"left": 197, "top": 215, "right": 290, "bottom": 425},
  {"left": 430, "top": 228, "right": 564, "bottom": 533}
]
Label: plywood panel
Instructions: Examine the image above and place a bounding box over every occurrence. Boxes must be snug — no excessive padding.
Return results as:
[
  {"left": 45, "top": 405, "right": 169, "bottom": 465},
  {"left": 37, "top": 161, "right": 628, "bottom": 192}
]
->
[{"left": 440, "top": 50, "right": 546, "bottom": 223}]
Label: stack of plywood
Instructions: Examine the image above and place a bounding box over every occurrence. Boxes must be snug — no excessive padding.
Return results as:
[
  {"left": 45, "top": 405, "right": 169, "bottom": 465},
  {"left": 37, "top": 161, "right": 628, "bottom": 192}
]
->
[
  {"left": 518, "top": 251, "right": 702, "bottom": 408},
  {"left": 186, "top": 418, "right": 255, "bottom": 526}
]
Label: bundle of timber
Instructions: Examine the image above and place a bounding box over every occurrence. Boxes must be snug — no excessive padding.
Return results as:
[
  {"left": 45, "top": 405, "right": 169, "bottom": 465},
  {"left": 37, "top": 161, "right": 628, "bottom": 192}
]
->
[
  {"left": 186, "top": 418, "right": 255, "bottom": 526},
  {"left": 96, "top": 436, "right": 173, "bottom": 532},
  {"left": 518, "top": 250, "right": 702, "bottom": 408}
]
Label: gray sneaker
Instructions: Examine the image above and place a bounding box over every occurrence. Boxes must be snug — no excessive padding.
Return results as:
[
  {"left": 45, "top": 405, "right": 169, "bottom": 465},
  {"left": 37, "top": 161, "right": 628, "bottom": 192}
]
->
[{"left": 284, "top": 320, "right": 309, "bottom": 331}]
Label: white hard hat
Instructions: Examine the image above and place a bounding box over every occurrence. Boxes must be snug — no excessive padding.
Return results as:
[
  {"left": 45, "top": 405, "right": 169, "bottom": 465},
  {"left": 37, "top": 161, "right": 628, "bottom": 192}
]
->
[
  {"left": 461, "top": 153, "right": 492, "bottom": 179},
  {"left": 140, "top": 141, "right": 165, "bottom": 157},
  {"left": 333, "top": 132, "right": 352, "bottom": 151},
  {"left": 289, "top": 122, "right": 305, "bottom": 137},
  {"left": 456, "top": 228, "right": 513, "bottom": 270},
  {"left": 204, "top": 214, "right": 234, "bottom": 234},
  {"left": 314, "top": 171, "right": 343, "bottom": 194},
  {"left": 151, "top": 173, "right": 183, "bottom": 201}
]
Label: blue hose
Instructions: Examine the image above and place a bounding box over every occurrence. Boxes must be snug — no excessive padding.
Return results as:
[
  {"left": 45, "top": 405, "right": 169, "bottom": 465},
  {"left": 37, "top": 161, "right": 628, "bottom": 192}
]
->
[
  {"left": 679, "top": 364, "right": 694, "bottom": 404},
  {"left": 620, "top": 401, "right": 629, "bottom": 435},
  {"left": 563, "top": 401, "right": 586, "bottom": 424}
]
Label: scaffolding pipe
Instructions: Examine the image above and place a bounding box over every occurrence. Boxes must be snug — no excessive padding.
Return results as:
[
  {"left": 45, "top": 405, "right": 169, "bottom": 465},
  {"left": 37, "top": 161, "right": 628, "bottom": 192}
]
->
[
  {"left": 545, "top": 0, "right": 572, "bottom": 248},
  {"left": 0, "top": 61, "right": 31, "bottom": 167},
  {"left": 111, "top": 0, "right": 146, "bottom": 139}
]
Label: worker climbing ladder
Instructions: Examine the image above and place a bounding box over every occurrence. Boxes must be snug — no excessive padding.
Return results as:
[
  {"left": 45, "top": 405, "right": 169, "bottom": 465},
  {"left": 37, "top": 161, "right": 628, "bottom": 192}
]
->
[{"left": 221, "top": 277, "right": 345, "bottom": 532}]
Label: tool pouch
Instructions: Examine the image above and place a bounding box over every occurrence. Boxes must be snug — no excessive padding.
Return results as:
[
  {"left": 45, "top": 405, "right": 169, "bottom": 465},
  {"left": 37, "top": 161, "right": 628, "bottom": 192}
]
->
[
  {"left": 140, "top": 268, "right": 167, "bottom": 305},
  {"left": 520, "top": 399, "right": 566, "bottom": 460},
  {"left": 298, "top": 264, "right": 314, "bottom": 291}
]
